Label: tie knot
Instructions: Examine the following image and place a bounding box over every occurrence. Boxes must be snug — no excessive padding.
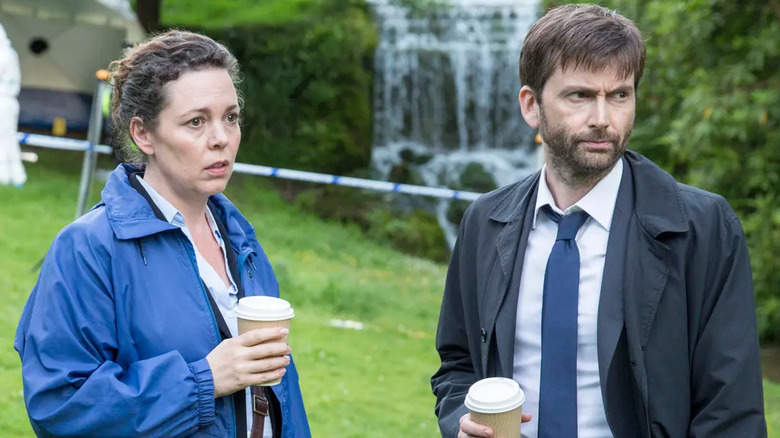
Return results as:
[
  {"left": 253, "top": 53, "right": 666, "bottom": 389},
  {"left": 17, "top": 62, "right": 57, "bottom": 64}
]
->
[{"left": 542, "top": 206, "right": 589, "bottom": 241}]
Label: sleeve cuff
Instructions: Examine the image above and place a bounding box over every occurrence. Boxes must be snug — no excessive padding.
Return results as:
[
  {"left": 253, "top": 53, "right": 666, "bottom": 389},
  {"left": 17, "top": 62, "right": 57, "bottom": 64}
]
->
[{"left": 188, "top": 358, "right": 216, "bottom": 428}]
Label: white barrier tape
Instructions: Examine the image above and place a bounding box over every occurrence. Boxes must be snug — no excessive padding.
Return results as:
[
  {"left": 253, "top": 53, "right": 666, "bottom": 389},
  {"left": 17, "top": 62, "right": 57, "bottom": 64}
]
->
[
  {"left": 232, "top": 163, "right": 482, "bottom": 201},
  {"left": 18, "top": 132, "right": 113, "bottom": 155},
  {"left": 19, "top": 132, "right": 483, "bottom": 202}
]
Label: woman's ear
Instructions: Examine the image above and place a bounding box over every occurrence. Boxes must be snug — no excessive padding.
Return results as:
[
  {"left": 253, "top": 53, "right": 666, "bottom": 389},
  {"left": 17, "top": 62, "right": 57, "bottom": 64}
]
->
[
  {"left": 518, "top": 85, "right": 540, "bottom": 130},
  {"left": 129, "top": 117, "right": 155, "bottom": 156}
]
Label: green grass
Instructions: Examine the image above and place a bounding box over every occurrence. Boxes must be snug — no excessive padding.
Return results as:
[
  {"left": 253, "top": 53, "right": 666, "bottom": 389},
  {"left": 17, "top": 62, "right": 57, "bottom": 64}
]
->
[
  {"left": 0, "top": 149, "right": 778, "bottom": 436},
  {"left": 768, "top": 380, "right": 780, "bottom": 437}
]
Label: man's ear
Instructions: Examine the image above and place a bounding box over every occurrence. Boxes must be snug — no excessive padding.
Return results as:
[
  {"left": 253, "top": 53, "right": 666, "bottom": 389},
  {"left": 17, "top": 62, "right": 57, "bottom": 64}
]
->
[
  {"left": 129, "top": 117, "right": 155, "bottom": 156},
  {"left": 518, "top": 85, "right": 540, "bottom": 130}
]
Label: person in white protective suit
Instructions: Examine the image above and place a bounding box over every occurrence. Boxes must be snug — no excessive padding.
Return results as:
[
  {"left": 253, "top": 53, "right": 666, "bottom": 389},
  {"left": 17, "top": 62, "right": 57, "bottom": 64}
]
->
[{"left": 0, "top": 23, "right": 27, "bottom": 186}]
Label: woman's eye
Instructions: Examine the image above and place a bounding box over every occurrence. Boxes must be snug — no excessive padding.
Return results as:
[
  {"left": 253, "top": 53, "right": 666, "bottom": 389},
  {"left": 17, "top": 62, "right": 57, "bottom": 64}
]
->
[
  {"left": 226, "top": 113, "right": 239, "bottom": 123},
  {"left": 188, "top": 117, "right": 203, "bottom": 128}
]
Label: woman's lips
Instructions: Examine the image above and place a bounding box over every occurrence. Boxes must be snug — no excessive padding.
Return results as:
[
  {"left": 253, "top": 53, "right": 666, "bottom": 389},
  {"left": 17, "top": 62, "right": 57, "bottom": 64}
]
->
[{"left": 205, "top": 161, "right": 229, "bottom": 175}]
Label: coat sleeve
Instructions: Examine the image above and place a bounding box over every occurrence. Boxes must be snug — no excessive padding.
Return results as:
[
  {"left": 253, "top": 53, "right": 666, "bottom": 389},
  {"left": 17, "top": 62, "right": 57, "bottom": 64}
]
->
[
  {"left": 431, "top": 207, "right": 477, "bottom": 438},
  {"left": 14, "top": 222, "right": 217, "bottom": 438},
  {"left": 688, "top": 203, "right": 767, "bottom": 437}
]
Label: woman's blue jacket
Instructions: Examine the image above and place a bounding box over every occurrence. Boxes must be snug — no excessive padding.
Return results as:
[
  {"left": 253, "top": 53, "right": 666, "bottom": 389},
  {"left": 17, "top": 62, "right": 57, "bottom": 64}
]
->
[{"left": 15, "top": 163, "right": 311, "bottom": 437}]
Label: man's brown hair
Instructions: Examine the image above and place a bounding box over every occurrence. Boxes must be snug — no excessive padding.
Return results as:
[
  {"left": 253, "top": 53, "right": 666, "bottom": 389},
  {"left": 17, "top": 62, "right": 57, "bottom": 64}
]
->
[{"left": 518, "top": 4, "right": 646, "bottom": 96}]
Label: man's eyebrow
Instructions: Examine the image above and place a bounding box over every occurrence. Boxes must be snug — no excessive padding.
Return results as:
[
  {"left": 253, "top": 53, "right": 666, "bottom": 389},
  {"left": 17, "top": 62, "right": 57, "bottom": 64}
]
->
[
  {"left": 558, "top": 85, "right": 634, "bottom": 95},
  {"left": 558, "top": 85, "right": 598, "bottom": 96}
]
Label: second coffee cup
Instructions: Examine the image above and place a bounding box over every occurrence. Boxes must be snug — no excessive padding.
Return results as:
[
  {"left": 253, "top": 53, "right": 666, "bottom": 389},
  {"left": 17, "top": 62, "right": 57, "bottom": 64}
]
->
[
  {"left": 235, "top": 296, "right": 295, "bottom": 385},
  {"left": 464, "top": 377, "right": 525, "bottom": 438}
]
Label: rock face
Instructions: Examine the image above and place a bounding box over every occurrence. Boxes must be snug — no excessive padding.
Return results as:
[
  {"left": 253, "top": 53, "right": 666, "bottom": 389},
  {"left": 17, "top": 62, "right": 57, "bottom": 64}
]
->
[{"left": 368, "top": 0, "right": 541, "bottom": 246}]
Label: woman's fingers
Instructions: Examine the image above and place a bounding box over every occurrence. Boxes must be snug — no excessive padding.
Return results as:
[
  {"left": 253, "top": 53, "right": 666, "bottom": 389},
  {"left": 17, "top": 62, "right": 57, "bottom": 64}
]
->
[
  {"left": 243, "top": 366, "right": 288, "bottom": 387},
  {"left": 243, "top": 342, "right": 291, "bottom": 361},
  {"left": 238, "top": 355, "right": 291, "bottom": 375},
  {"left": 237, "top": 327, "right": 288, "bottom": 347},
  {"left": 207, "top": 330, "right": 292, "bottom": 398}
]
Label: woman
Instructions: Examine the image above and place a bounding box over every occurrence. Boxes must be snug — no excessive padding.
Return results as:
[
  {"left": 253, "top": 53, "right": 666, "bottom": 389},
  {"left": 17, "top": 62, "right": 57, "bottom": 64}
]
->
[{"left": 15, "top": 30, "right": 311, "bottom": 438}]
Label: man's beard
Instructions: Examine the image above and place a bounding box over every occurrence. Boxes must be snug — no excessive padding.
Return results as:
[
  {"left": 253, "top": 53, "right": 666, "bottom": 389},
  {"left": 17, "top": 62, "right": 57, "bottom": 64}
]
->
[{"left": 538, "top": 105, "right": 631, "bottom": 186}]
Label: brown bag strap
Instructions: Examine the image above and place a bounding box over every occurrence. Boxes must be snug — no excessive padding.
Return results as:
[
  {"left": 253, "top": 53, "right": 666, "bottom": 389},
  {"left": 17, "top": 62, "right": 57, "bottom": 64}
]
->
[{"left": 250, "top": 386, "right": 269, "bottom": 438}]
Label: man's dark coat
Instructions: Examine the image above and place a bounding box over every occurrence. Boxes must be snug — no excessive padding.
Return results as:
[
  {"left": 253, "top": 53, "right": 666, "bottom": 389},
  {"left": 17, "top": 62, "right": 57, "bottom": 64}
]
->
[{"left": 432, "top": 151, "right": 767, "bottom": 437}]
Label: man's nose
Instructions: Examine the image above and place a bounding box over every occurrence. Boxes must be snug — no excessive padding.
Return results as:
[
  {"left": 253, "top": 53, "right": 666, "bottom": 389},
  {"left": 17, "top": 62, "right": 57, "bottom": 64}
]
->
[{"left": 588, "top": 98, "right": 609, "bottom": 130}]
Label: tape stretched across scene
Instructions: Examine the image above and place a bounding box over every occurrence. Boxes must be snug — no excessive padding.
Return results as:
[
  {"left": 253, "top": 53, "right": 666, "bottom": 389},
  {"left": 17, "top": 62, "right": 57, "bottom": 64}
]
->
[{"left": 18, "top": 132, "right": 483, "bottom": 202}]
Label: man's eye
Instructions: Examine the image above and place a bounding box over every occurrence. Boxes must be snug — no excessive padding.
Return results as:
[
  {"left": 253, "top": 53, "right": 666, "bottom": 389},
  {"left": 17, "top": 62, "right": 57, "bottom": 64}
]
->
[{"left": 188, "top": 117, "right": 203, "bottom": 127}]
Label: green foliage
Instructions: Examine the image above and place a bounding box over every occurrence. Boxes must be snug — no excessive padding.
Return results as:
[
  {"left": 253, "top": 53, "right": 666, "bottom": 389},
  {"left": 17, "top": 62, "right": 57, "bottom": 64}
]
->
[
  {"left": 545, "top": 0, "right": 780, "bottom": 341},
  {"left": 163, "top": 0, "right": 378, "bottom": 175},
  {"left": 365, "top": 208, "right": 449, "bottom": 262},
  {"left": 161, "top": 0, "right": 326, "bottom": 27},
  {"left": 294, "top": 182, "right": 450, "bottom": 263}
]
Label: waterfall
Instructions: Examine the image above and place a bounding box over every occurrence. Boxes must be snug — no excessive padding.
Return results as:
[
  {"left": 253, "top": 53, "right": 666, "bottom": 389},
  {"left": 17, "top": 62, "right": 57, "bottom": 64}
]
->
[{"left": 369, "top": 0, "right": 542, "bottom": 247}]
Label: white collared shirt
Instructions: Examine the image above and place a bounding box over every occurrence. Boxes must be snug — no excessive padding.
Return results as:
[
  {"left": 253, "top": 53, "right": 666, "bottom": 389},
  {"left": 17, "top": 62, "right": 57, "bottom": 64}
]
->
[
  {"left": 136, "top": 175, "right": 271, "bottom": 438},
  {"left": 512, "top": 159, "right": 623, "bottom": 438}
]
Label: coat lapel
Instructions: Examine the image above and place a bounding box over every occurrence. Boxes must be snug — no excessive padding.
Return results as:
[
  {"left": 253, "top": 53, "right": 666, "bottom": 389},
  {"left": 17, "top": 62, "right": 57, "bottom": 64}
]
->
[
  {"left": 622, "top": 151, "right": 688, "bottom": 351},
  {"left": 597, "top": 158, "right": 633, "bottom": 410},
  {"left": 481, "top": 173, "right": 540, "bottom": 376},
  {"left": 616, "top": 151, "right": 689, "bottom": 433}
]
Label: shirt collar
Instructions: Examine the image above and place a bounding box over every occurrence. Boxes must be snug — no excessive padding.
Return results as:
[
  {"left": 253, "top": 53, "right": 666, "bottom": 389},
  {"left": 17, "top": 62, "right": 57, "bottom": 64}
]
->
[
  {"left": 135, "top": 175, "right": 186, "bottom": 227},
  {"left": 533, "top": 157, "right": 623, "bottom": 231}
]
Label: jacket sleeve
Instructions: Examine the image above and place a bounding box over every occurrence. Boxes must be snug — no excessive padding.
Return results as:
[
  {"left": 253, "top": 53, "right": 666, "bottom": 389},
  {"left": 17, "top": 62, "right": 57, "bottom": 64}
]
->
[
  {"left": 431, "top": 207, "right": 477, "bottom": 438},
  {"left": 14, "top": 223, "right": 217, "bottom": 438},
  {"left": 688, "top": 203, "right": 767, "bottom": 437}
]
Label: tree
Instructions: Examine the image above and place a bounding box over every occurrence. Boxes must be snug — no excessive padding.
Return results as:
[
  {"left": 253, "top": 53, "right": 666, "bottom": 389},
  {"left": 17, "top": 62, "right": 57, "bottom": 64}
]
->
[{"left": 135, "top": 0, "right": 162, "bottom": 32}]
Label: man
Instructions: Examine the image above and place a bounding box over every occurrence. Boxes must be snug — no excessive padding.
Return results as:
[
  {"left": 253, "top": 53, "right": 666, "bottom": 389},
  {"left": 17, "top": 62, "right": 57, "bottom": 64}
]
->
[{"left": 431, "top": 4, "right": 767, "bottom": 438}]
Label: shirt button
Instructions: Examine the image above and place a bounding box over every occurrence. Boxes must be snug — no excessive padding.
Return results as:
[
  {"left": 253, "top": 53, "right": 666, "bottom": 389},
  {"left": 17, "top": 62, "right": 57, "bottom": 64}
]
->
[{"left": 480, "top": 328, "right": 487, "bottom": 343}]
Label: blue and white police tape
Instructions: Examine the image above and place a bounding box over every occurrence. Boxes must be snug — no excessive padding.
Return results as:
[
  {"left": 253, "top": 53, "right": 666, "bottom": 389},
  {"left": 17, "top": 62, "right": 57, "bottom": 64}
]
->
[
  {"left": 18, "top": 132, "right": 113, "bottom": 155},
  {"left": 18, "top": 132, "right": 483, "bottom": 201}
]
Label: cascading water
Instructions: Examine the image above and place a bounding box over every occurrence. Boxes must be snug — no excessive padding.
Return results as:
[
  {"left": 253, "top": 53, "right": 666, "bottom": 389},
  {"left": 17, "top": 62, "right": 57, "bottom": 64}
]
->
[{"left": 368, "top": 0, "right": 542, "bottom": 247}]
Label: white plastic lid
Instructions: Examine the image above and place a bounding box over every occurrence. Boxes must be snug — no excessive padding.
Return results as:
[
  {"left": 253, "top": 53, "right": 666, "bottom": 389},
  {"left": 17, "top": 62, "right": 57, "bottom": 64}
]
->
[
  {"left": 464, "top": 378, "right": 525, "bottom": 414},
  {"left": 235, "top": 296, "right": 295, "bottom": 321}
]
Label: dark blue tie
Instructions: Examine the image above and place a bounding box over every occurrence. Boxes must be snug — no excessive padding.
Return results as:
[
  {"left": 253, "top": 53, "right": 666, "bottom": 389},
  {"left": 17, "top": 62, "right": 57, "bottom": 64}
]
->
[{"left": 538, "top": 206, "right": 589, "bottom": 438}]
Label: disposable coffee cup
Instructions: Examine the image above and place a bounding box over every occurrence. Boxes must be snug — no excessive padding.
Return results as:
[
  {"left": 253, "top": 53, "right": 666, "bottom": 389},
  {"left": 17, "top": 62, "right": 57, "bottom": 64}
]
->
[
  {"left": 464, "top": 377, "right": 525, "bottom": 438},
  {"left": 235, "top": 296, "right": 295, "bottom": 385}
]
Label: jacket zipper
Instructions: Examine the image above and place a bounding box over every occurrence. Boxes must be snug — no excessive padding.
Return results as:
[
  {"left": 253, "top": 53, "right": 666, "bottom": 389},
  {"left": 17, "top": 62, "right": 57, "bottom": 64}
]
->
[{"left": 180, "top": 233, "right": 236, "bottom": 438}]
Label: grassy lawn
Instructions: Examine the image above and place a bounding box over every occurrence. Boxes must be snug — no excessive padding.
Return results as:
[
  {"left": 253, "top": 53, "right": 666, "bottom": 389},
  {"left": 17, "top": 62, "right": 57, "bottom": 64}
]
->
[
  {"left": 0, "top": 149, "right": 778, "bottom": 436},
  {"left": 767, "top": 379, "right": 780, "bottom": 437}
]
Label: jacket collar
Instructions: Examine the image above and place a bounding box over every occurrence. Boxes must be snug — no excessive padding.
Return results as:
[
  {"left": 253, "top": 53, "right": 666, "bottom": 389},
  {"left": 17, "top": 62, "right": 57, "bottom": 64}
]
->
[
  {"left": 623, "top": 150, "right": 689, "bottom": 237},
  {"left": 98, "top": 163, "right": 257, "bottom": 248},
  {"left": 487, "top": 171, "right": 541, "bottom": 224},
  {"left": 487, "top": 151, "right": 689, "bottom": 236}
]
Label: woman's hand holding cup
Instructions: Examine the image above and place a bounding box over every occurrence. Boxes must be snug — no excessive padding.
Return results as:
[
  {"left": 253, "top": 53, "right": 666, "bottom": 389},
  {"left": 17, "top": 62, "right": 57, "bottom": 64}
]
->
[
  {"left": 207, "top": 296, "right": 296, "bottom": 398},
  {"left": 206, "top": 327, "right": 291, "bottom": 398}
]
